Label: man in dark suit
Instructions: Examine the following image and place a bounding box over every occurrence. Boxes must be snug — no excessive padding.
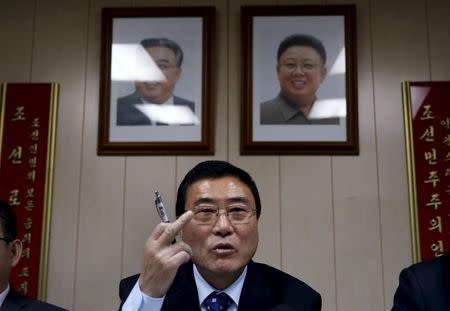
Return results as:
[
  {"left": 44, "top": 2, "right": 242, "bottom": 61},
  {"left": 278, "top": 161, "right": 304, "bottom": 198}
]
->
[
  {"left": 116, "top": 37, "right": 196, "bottom": 126},
  {"left": 392, "top": 252, "right": 450, "bottom": 311},
  {"left": 0, "top": 200, "right": 67, "bottom": 310},
  {"left": 119, "top": 160, "right": 321, "bottom": 310}
]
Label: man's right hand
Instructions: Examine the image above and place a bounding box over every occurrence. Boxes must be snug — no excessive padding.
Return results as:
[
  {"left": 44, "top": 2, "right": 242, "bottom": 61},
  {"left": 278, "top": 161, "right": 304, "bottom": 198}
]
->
[{"left": 139, "top": 210, "right": 194, "bottom": 297}]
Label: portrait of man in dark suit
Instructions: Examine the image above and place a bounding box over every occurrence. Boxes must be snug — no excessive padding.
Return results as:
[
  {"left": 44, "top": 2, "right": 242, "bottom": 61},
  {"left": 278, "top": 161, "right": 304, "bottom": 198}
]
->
[
  {"left": 0, "top": 200, "right": 67, "bottom": 310},
  {"left": 260, "top": 34, "right": 339, "bottom": 125},
  {"left": 118, "top": 160, "right": 321, "bottom": 310},
  {"left": 116, "top": 37, "right": 196, "bottom": 126}
]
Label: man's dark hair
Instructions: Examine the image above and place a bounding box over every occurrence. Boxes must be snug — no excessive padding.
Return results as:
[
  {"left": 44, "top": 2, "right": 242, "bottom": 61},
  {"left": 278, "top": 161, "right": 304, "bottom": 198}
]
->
[
  {"left": 277, "top": 34, "right": 327, "bottom": 65},
  {"left": 140, "top": 37, "right": 184, "bottom": 67},
  {"left": 0, "top": 200, "right": 17, "bottom": 242},
  {"left": 175, "top": 161, "right": 261, "bottom": 218}
]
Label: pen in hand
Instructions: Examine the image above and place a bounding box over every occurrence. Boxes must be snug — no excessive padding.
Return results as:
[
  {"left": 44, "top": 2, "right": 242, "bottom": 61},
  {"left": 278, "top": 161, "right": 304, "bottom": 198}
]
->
[
  {"left": 155, "top": 191, "right": 178, "bottom": 245},
  {"left": 155, "top": 191, "right": 170, "bottom": 223}
]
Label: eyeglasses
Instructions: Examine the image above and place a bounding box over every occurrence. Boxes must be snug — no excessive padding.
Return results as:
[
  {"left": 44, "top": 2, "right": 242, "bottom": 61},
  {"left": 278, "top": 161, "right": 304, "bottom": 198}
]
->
[
  {"left": 280, "top": 62, "right": 320, "bottom": 73},
  {"left": 189, "top": 205, "right": 257, "bottom": 225},
  {"left": 0, "top": 237, "right": 11, "bottom": 244}
]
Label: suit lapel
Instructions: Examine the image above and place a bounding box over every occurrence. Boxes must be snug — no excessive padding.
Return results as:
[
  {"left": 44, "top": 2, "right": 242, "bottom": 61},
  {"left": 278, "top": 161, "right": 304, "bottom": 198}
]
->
[
  {"left": 237, "top": 261, "right": 274, "bottom": 310},
  {"left": 1, "top": 289, "right": 28, "bottom": 311},
  {"left": 163, "top": 263, "right": 200, "bottom": 311}
]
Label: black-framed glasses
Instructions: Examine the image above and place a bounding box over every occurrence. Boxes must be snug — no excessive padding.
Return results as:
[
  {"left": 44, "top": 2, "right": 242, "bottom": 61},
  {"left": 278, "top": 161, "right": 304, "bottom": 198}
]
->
[{"left": 0, "top": 237, "right": 11, "bottom": 243}]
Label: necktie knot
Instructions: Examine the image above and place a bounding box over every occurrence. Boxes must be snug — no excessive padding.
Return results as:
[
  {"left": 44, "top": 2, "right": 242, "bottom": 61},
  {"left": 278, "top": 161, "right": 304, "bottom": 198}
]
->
[{"left": 204, "top": 291, "right": 233, "bottom": 311}]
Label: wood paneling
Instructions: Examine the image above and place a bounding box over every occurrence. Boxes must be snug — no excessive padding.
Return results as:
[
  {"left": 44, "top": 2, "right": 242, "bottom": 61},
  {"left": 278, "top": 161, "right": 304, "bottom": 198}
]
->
[
  {"left": 281, "top": 157, "right": 336, "bottom": 311},
  {"left": 371, "top": 0, "right": 429, "bottom": 309},
  {"left": 28, "top": 0, "right": 90, "bottom": 308},
  {"left": 0, "top": 1, "right": 35, "bottom": 81},
  {"left": 428, "top": 0, "right": 450, "bottom": 80}
]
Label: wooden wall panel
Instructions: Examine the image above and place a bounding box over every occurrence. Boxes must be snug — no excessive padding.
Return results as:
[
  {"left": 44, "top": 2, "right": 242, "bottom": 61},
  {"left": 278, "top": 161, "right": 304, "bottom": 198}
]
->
[
  {"left": 0, "top": 1, "right": 34, "bottom": 82},
  {"left": 73, "top": 1, "right": 128, "bottom": 310},
  {"left": 281, "top": 157, "right": 335, "bottom": 311},
  {"left": 428, "top": 0, "right": 450, "bottom": 80},
  {"left": 371, "top": 0, "right": 429, "bottom": 309},
  {"left": 121, "top": 157, "right": 177, "bottom": 278},
  {"left": 30, "top": 0, "right": 90, "bottom": 308}
]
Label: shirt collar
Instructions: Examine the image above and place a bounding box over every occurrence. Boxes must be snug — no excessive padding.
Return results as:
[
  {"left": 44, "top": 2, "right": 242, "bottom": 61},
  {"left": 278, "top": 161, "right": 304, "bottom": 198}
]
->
[
  {"left": 278, "top": 93, "right": 316, "bottom": 121},
  {"left": 193, "top": 264, "right": 247, "bottom": 307},
  {"left": 0, "top": 284, "right": 10, "bottom": 307},
  {"left": 141, "top": 96, "right": 174, "bottom": 106}
]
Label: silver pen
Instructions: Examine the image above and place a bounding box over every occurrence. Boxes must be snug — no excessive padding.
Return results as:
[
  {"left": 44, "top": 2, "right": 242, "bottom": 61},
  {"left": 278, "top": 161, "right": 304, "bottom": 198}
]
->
[{"left": 154, "top": 190, "right": 170, "bottom": 223}]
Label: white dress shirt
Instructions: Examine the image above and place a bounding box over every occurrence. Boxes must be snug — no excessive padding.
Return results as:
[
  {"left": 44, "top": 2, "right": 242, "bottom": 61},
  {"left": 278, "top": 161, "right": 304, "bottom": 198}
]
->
[{"left": 0, "top": 284, "right": 10, "bottom": 307}]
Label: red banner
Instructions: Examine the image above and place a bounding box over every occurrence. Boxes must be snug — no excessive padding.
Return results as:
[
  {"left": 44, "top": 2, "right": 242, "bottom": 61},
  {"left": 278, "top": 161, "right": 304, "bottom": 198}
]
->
[
  {"left": 0, "top": 83, "right": 58, "bottom": 299},
  {"left": 403, "top": 81, "right": 450, "bottom": 262}
]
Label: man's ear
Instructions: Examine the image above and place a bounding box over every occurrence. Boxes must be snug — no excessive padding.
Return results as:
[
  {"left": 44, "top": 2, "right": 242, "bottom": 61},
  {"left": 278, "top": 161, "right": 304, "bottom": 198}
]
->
[
  {"left": 174, "top": 68, "right": 182, "bottom": 82},
  {"left": 276, "top": 63, "right": 281, "bottom": 74},
  {"left": 10, "top": 239, "right": 23, "bottom": 267},
  {"left": 319, "top": 66, "right": 327, "bottom": 84}
]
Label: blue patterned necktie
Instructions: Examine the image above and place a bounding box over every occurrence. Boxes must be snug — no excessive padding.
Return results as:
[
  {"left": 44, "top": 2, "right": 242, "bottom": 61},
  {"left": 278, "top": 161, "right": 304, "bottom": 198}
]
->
[{"left": 204, "top": 291, "right": 233, "bottom": 311}]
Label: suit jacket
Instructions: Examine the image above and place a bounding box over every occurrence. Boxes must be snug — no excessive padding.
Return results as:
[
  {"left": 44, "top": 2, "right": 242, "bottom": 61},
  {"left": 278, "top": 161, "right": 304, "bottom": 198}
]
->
[
  {"left": 119, "top": 261, "right": 321, "bottom": 310},
  {"left": 392, "top": 252, "right": 450, "bottom": 311},
  {"left": 1, "top": 288, "right": 67, "bottom": 311},
  {"left": 260, "top": 94, "right": 339, "bottom": 125},
  {"left": 116, "top": 92, "right": 195, "bottom": 126}
]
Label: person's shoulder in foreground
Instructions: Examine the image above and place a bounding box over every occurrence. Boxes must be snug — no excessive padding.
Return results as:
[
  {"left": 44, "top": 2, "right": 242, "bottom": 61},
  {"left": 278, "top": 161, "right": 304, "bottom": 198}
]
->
[
  {"left": 0, "top": 200, "right": 67, "bottom": 310},
  {"left": 2, "top": 288, "right": 68, "bottom": 311},
  {"left": 392, "top": 252, "right": 450, "bottom": 311}
]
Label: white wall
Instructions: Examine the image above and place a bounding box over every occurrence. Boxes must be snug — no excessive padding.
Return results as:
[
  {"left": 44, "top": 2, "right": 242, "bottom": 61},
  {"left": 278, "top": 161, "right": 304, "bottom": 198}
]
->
[{"left": 1, "top": 0, "right": 449, "bottom": 310}]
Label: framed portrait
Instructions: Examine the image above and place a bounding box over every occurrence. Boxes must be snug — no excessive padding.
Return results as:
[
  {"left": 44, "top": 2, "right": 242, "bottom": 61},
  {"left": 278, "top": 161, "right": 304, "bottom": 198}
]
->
[
  {"left": 241, "top": 5, "right": 358, "bottom": 155},
  {"left": 98, "top": 7, "right": 215, "bottom": 155}
]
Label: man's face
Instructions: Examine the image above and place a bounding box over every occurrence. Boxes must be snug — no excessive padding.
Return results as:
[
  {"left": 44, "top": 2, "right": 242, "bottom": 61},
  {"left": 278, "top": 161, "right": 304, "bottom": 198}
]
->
[
  {"left": 135, "top": 46, "right": 181, "bottom": 104},
  {"left": 277, "top": 45, "right": 327, "bottom": 104},
  {"left": 181, "top": 176, "right": 259, "bottom": 286}
]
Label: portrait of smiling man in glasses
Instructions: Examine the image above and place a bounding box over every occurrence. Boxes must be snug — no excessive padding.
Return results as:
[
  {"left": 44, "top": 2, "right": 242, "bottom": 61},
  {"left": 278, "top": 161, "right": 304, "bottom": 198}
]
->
[
  {"left": 260, "top": 33, "right": 339, "bottom": 125},
  {"left": 119, "top": 160, "right": 321, "bottom": 311}
]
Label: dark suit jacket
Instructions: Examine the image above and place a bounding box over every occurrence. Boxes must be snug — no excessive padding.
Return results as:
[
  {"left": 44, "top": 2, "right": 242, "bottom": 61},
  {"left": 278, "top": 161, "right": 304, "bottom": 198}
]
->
[
  {"left": 119, "top": 261, "right": 321, "bottom": 311},
  {"left": 260, "top": 94, "right": 340, "bottom": 125},
  {"left": 116, "top": 92, "right": 195, "bottom": 126},
  {"left": 392, "top": 252, "right": 450, "bottom": 311},
  {"left": 1, "top": 288, "right": 67, "bottom": 311}
]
